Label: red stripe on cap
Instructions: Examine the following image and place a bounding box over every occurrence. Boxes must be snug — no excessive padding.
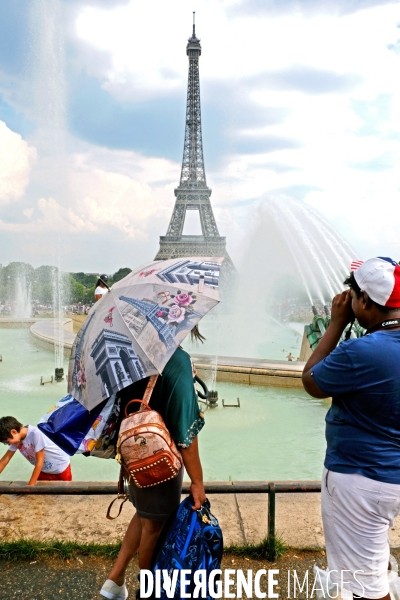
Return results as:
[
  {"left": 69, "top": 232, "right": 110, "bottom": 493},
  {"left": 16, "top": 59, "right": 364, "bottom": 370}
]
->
[
  {"left": 386, "top": 264, "right": 400, "bottom": 308},
  {"left": 350, "top": 260, "right": 364, "bottom": 271}
]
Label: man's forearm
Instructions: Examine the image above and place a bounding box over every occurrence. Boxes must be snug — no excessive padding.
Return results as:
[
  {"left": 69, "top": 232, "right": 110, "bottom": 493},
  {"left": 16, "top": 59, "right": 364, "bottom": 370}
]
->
[
  {"left": 302, "top": 290, "right": 353, "bottom": 398},
  {"left": 303, "top": 321, "right": 345, "bottom": 372}
]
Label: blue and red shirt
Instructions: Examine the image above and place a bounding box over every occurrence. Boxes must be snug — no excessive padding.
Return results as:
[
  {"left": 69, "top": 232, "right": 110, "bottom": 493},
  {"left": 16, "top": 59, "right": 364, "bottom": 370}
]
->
[{"left": 311, "top": 330, "right": 400, "bottom": 484}]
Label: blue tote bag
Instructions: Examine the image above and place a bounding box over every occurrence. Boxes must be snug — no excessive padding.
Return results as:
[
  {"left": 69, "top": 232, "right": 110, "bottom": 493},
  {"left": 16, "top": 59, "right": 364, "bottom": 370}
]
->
[
  {"left": 146, "top": 497, "right": 223, "bottom": 600},
  {"left": 38, "top": 394, "right": 107, "bottom": 456}
]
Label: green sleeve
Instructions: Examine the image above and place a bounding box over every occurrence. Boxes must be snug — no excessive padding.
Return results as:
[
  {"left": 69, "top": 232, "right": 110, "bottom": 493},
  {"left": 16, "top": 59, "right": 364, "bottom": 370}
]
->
[{"left": 158, "top": 348, "right": 205, "bottom": 448}]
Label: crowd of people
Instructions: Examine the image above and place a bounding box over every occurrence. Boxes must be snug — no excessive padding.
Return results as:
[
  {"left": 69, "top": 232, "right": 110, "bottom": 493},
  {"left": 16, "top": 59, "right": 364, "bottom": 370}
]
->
[{"left": 68, "top": 303, "right": 92, "bottom": 315}]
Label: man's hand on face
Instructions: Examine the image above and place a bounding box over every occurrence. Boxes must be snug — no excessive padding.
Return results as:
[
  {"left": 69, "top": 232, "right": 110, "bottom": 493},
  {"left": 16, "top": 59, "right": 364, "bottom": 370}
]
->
[{"left": 330, "top": 290, "right": 354, "bottom": 330}]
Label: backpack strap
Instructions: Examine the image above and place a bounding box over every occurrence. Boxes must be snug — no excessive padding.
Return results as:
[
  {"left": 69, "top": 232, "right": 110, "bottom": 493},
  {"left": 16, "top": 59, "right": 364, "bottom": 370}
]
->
[
  {"left": 124, "top": 375, "right": 158, "bottom": 416},
  {"left": 106, "top": 466, "right": 129, "bottom": 520},
  {"left": 124, "top": 399, "right": 150, "bottom": 417},
  {"left": 143, "top": 374, "right": 158, "bottom": 405},
  {"left": 106, "top": 495, "right": 129, "bottom": 520}
]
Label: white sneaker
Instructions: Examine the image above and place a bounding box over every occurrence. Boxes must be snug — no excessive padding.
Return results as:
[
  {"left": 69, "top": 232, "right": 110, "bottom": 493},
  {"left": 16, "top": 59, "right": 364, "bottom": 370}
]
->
[{"left": 100, "top": 579, "right": 128, "bottom": 600}]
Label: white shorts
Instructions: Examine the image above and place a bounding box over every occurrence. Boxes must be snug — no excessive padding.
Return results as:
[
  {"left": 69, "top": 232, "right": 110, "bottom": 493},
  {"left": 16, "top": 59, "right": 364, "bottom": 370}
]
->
[{"left": 322, "top": 468, "right": 400, "bottom": 599}]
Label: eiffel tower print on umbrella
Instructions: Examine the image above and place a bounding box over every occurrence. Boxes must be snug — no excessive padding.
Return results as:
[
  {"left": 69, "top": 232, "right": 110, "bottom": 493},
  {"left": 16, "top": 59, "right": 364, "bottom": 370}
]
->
[{"left": 67, "top": 256, "right": 223, "bottom": 410}]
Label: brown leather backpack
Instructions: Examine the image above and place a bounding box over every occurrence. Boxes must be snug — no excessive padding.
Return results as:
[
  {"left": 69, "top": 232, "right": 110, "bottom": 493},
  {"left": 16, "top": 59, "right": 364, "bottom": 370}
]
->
[{"left": 116, "top": 375, "right": 183, "bottom": 489}]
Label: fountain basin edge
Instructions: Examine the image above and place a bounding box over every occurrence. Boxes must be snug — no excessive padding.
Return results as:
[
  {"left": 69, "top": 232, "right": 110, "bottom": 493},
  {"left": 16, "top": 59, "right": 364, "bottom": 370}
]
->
[{"left": 3, "top": 318, "right": 306, "bottom": 389}]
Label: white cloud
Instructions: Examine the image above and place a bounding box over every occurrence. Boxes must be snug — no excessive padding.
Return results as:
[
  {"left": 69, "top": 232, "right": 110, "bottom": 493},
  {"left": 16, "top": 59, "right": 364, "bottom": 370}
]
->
[
  {"left": 0, "top": 144, "right": 179, "bottom": 242},
  {"left": 2, "top": 1, "right": 400, "bottom": 267},
  {"left": 0, "top": 121, "right": 36, "bottom": 205},
  {"left": 0, "top": 197, "right": 92, "bottom": 234},
  {"left": 73, "top": 170, "right": 158, "bottom": 237},
  {"left": 73, "top": 1, "right": 400, "bottom": 255},
  {"left": 74, "top": 2, "right": 400, "bottom": 97},
  {"left": 75, "top": 1, "right": 192, "bottom": 101},
  {"left": 69, "top": 149, "right": 178, "bottom": 237}
]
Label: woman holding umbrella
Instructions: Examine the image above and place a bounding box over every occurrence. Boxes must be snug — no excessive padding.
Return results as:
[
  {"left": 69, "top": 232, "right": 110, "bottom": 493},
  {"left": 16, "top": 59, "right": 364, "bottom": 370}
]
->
[
  {"left": 100, "top": 331, "right": 206, "bottom": 600},
  {"left": 63, "top": 256, "right": 222, "bottom": 600}
]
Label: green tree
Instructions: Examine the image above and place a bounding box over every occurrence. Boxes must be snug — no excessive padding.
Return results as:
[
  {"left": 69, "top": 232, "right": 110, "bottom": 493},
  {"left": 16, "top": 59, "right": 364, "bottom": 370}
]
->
[
  {"left": 84, "top": 285, "right": 96, "bottom": 304},
  {"left": 0, "top": 263, "right": 134, "bottom": 306},
  {"left": 33, "top": 265, "right": 57, "bottom": 304},
  {"left": 63, "top": 274, "right": 85, "bottom": 303},
  {"left": 71, "top": 272, "right": 98, "bottom": 287},
  {"left": 112, "top": 267, "right": 132, "bottom": 283}
]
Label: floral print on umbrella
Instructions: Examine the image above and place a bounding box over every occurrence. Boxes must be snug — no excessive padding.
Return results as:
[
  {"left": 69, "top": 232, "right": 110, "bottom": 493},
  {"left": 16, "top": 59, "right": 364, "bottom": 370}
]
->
[
  {"left": 76, "top": 360, "right": 87, "bottom": 389},
  {"left": 156, "top": 290, "right": 197, "bottom": 331}
]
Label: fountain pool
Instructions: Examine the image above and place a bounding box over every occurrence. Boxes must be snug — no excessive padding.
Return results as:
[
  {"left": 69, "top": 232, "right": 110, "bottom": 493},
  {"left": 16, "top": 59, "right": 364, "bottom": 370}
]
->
[{"left": 0, "top": 327, "right": 329, "bottom": 482}]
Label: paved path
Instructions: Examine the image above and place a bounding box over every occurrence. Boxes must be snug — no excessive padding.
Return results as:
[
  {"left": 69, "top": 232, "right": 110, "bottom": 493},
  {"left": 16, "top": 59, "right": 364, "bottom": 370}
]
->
[
  {"left": 0, "top": 550, "right": 333, "bottom": 600},
  {"left": 1, "top": 487, "right": 400, "bottom": 549}
]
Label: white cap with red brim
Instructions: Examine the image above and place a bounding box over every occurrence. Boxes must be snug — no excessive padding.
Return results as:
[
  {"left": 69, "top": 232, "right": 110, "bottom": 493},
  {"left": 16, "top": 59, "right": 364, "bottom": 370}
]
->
[{"left": 351, "top": 257, "right": 400, "bottom": 308}]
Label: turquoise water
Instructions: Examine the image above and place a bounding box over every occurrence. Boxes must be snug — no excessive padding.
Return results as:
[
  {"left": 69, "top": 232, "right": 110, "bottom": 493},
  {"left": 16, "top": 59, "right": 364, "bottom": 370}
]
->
[
  {"left": 183, "top": 312, "right": 303, "bottom": 361},
  {"left": 0, "top": 327, "right": 328, "bottom": 482}
]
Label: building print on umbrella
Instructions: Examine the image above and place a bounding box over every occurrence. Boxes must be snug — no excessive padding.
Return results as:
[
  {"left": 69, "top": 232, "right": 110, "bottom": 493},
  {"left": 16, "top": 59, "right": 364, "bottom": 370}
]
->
[
  {"left": 90, "top": 329, "right": 145, "bottom": 399},
  {"left": 119, "top": 296, "right": 177, "bottom": 351},
  {"left": 71, "top": 311, "right": 96, "bottom": 389},
  {"left": 156, "top": 260, "right": 220, "bottom": 288},
  {"left": 66, "top": 256, "right": 220, "bottom": 410}
]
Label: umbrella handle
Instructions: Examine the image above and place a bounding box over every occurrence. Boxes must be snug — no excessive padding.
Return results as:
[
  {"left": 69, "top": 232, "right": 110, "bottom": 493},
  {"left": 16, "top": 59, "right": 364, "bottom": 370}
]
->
[
  {"left": 194, "top": 375, "right": 209, "bottom": 400},
  {"left": 125, "top": 399, "right": 150, "bottom": 417}
]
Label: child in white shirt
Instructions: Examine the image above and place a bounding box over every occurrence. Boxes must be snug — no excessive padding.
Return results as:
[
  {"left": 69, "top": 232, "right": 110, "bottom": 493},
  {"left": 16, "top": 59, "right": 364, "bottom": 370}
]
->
[{"left": 0, "top": 416, "right": 71, "bottom": 485}]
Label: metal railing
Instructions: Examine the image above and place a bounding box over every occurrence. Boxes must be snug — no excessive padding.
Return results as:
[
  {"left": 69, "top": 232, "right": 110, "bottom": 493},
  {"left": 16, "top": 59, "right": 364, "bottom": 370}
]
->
[{"left": 0, "top": 480, "right": 322, "bottom": 560}]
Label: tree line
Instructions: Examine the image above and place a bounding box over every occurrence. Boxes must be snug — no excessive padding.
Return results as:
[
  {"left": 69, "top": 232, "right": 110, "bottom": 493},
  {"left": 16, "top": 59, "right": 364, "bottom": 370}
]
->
[{"left": 0, "top": 263, "right": 132, "bottom": 305}]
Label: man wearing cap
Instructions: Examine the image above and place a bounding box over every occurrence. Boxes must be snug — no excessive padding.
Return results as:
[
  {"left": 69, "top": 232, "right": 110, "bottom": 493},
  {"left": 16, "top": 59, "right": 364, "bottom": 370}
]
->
[{"left": 302, "top": 257, "right": 400, "bottom": 600}]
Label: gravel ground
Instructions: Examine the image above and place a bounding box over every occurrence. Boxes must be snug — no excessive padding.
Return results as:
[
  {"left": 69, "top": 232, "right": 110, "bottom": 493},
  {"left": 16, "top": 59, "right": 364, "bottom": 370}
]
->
[{"left": 1, "top": 548, "right": 400, "bottom": 600}]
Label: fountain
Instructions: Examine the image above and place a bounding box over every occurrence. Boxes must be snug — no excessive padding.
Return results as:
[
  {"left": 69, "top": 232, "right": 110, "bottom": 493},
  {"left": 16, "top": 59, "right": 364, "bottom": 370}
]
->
[
  {"left": 52, "top": 263, "right": 66, "bottom": 380},
  {"left": 0, "top": 262, "right": 34, "bottom": 319},
  {"left": 28, "top": 0, "right": 69, "bottom": 378},
  {"left": 243, "top": 195, "right": 354, "bottom": 304},
  {"left": 184, "top": 194, "right": 357, "bottom": 366},
  {"left": 14, "top": 272, "right": 32, "bottom": 319}
]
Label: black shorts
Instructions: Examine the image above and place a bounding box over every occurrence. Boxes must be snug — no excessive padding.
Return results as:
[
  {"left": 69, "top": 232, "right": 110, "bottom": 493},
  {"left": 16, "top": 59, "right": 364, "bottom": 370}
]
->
[{"left": 128, "top": 468, "right": 184, "bottom": 521}]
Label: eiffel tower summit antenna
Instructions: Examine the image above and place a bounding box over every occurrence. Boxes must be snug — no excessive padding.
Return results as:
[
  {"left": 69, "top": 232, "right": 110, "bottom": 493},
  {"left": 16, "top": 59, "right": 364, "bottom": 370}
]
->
[{"left": 154, "top": 16, "right": 235, "bottom": 270}]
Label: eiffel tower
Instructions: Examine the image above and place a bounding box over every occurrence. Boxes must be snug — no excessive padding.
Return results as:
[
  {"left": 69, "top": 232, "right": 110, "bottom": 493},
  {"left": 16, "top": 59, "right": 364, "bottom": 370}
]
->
[{"left": 154, "top": 15, "right": 234, "bottom": 270}]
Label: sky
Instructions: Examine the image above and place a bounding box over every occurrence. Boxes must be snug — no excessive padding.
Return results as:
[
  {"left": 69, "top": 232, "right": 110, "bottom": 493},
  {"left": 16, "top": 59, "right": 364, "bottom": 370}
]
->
[{"left": 0, "top": 0, "right": 399, "bottom": 273}]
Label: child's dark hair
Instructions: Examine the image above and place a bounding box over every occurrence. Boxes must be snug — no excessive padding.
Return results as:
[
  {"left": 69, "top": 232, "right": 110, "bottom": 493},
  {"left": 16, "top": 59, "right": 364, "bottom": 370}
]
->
[{"left": 0, "top": 416, "right": 23, "bottom": 443}]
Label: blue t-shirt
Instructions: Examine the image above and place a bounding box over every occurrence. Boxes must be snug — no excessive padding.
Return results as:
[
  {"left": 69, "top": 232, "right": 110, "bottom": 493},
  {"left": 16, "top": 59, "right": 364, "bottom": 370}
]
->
[{"left": 312, "top": 330, "right": 400, "bottom": 484}]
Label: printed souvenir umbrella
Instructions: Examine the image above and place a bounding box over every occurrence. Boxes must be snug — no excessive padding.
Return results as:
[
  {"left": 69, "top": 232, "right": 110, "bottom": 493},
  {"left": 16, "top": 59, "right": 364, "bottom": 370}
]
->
[{"left": 67, "top": 256, "right": 223, "bottom": 411}]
